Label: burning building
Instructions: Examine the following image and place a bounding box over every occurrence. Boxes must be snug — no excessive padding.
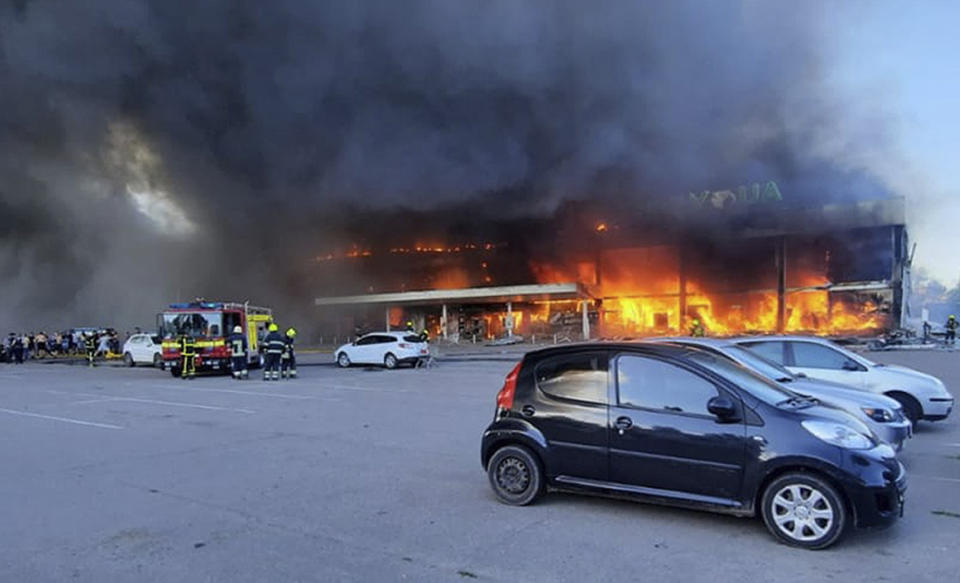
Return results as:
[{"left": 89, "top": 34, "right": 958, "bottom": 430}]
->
[{"left": 313, "top": 191, "right": 909, "bottom": 342}]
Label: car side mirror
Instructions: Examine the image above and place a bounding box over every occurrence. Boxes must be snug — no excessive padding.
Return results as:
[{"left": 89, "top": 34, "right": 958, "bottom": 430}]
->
[{"left": 707, "top": 396, "right": 739, "bottom": 421}]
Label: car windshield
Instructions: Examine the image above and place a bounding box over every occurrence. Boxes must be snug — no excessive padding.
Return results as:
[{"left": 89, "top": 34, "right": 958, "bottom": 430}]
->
[
  {"left": 724, "top": 346, "right": 795, "bottom": 381},
  {"left": 686, "top": 351, "right": 801, "bottom": 406}
]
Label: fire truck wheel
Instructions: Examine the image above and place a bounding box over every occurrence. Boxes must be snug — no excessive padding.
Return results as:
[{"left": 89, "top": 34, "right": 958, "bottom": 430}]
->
[
  {"left": 170, "top": 363, "right": 181, "bottom": 378},
  {"left": 384, "top": 353, "right": 398, "bottom": 369},
  {"left": 153, "top": 354, "right": 163, "bottom": 368},
  {"left": 123, "top": 352, "right": 135, "bottom": 367},
  {"left": 337, "top": 352, "right": 351, "bottom": 368}
]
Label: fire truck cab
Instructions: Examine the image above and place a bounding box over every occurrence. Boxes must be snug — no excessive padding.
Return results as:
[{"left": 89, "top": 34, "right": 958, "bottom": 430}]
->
[{"left": 158, "top": 301, "right": 273, "bottom": 377}]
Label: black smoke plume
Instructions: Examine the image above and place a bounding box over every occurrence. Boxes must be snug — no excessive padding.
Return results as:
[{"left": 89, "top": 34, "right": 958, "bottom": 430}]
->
[{"left": 0, "top": 1, "right": 893, "bottom": 332}]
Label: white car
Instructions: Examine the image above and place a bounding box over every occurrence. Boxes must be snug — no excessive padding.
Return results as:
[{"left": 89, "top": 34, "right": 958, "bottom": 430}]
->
[
  {"left": 335, "top": 332, "right": 430, "bottom": 369},
  {"left": 121, "top": 333, "right": 163, "bottom": 368},
  {"left": 652, "top": 337, "right": 912, "bottom": 449},
  {"left": 734, "top": 336, "right": 954, "bottom": 424}
]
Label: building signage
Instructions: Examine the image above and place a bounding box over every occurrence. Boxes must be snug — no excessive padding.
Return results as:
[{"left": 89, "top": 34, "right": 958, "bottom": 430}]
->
[{"left": 689, "top": 180, "right": 783, "bottom": 209}]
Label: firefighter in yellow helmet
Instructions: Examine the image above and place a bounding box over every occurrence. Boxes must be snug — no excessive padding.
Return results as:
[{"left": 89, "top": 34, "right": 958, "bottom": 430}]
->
[
  {"left": 179, "top": 333, "right": 197, "bottom": 379},
  {"left": 946, "top": 315, "right": 958, "bottom": 346},
  {"left": 263, "top": 323, "right": 285, "bottom": 380},
  {"left": 281, "top": 327, "right": 297, "bottom": 379},
  {"left": 690, "top": 318, "right": 706, "bottom": 337}
]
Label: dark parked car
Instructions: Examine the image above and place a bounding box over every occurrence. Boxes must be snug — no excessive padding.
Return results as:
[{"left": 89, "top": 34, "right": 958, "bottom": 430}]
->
[{"left": 481, "top": 343, "right": 906, "bottom": 549}]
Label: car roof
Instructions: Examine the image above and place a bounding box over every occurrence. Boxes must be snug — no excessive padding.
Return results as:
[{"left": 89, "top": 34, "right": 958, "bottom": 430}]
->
[
  {"left": 648, "top": 336, "right": 731, "bottom": 348},
  {"left": 524, "top": 341, "right": 703, "bottom": 362},
  {"left": 363, "top": 331, "right": 414, "bottom": 338},
  {"left": 729, "top": 335, "right": 836, "bottom": 343}
]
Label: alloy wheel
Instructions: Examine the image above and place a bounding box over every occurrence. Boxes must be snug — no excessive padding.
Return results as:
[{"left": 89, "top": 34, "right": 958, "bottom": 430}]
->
[{"left": 771, "top": 484, "right": 835, "bottom": 542}]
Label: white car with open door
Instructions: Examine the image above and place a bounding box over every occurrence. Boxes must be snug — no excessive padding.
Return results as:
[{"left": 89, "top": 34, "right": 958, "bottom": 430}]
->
[
  {"left": 734, "top": 336, "right": 954, "bottom": 424},
  {"left": 335, "top": 332, "right": 430, "bottom": 369},
  {"left": 122, "top": 333, "right": 164, "bottom": 368}
]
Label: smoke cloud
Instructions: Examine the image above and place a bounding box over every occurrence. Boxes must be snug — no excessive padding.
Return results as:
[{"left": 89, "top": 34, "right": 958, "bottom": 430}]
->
[{"left": 0, "top": 1, "right": 898, "bottom": 331}]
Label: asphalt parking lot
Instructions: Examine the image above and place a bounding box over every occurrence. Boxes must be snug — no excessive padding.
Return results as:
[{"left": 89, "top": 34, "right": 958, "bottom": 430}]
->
[{"left": 1, "top": 350, "right": 958, "bottom": 582}]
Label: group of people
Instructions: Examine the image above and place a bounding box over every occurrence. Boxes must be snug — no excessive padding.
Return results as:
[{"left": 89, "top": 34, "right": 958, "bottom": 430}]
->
[
  {"left": 2, "top": 329, "right": 121, "bottom": 364},
  {"left": 174, "top": 323, "right": 297, "bottom": 381}
]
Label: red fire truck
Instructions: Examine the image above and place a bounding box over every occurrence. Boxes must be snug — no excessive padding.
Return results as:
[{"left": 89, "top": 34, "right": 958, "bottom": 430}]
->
[{"left": 158, "top": 301, "right": 273, "bottom": 377}]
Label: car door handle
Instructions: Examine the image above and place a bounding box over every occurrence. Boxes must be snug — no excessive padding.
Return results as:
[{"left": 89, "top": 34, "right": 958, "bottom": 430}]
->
[
  {"left": 521, "top": 405, "right": 536, "bottom": 417},
  {"left": 615, "top": 416, "right": 633, "bottom": 432}
]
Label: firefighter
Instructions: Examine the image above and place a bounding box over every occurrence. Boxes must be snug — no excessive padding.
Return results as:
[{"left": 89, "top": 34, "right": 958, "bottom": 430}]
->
[
  {"left": 690, "top": 318, "right": 706, "bottom": 337},
  {"left": 418, "top": 327, "right": 429, "bottom": 343},
  {"left": 179, "top": 333, "right": 197, "bottom": 379},
  {"left": 281, "top": 327, "right": 297, "bottom": 379},
  {"left": 405, "top": 320, "right": 415, "bottom": 332},
  {"left": 83, "top": 332, "right": 97, "bottom": 367},
  {"left": 946, "top": 315, "right": 959, "bottom": 346},
  {"left": 227, "top": 325, "right": 248, "bottom": 380},
  {"left": 263, "top": 323, "right": 285, "bottom": 381}
]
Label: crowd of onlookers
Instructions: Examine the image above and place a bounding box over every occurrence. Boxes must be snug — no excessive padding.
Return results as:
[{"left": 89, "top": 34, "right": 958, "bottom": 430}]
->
[{"left": 1, "top": 329, "right": 125, "bottom": 363}]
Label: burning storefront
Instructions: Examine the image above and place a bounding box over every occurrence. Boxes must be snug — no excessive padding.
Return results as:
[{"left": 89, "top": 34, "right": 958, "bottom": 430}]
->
[{"left": 313, "top": 193, "right": 909, "bottom": 342}]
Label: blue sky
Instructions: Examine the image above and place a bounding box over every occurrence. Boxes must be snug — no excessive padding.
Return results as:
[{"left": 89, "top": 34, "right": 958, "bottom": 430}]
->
[{"left": 832, "top": 1, "right": 960, "bottom": 284}]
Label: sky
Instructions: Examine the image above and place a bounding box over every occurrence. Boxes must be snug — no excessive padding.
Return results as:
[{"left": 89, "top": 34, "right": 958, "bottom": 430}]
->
[{"left": 833, "top": 0, "right": 960, "bottom": 284}]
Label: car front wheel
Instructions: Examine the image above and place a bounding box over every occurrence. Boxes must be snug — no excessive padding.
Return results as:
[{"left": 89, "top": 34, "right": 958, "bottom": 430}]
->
[
  {"left": 153, "top": 353, "right": 163, "bottom": 368},
  {"left": 761, "top": 472, "right": 847, "bottom": 549},
  {"left": 487, "top": 445, "right": 543, "bottom": 506},
  {"left": 123, "top": 352, "right": 135, "bottom": 367},
  {"left": 337, "top": 352, "right": 351, "bottom": 368}
]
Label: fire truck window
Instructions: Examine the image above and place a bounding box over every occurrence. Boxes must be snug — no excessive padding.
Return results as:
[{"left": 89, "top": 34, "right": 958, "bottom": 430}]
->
[
  {"left": 210, "top": 324, "right": 220, "bottom": 337},
  {"left": 223, "top": 313, "right": 241, "bottom": 334}
]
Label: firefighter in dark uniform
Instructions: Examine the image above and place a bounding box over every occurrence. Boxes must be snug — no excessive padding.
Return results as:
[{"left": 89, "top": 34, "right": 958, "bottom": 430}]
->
[
  {"left": 419, "top": 327, "right": 429, "bottom": 343},
  {"left": 946, "top": 315, "right": 958, "bottom": 346},
  {"left": 83, "top": 332, "right": 97, "bottom": 367},
  {"left": 179, "top": 333, "right": 197, "bottom": 379},
  {"left": 227, "top": 325, "right": 248, "bottom": 380},
  {"left": 264, "top": 323, "right": 285, "bottom": 381},
  {"left": 405, "top": 320, "right": 415, "bottom": 332},
  {"left": 690, "top": 318, "right": 706, "bottom": 337},
  {"left": 281, "top": 327, "right": 298, "bottom": 379}
]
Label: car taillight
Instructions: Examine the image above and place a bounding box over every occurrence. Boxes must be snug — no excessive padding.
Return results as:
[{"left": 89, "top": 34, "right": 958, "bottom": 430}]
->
[{"left": 496, "top": 361, "right": 522, "bottom": 416}]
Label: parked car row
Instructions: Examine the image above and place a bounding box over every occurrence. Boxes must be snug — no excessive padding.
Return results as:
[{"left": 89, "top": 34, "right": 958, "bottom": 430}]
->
[{"left": 481, "top": 336, "right": 951, "bottom": 550}]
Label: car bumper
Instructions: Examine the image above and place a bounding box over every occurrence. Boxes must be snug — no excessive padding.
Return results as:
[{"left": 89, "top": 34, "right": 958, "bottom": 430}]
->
[
  {"left": 874, "top": 420, "right": 912, "bottom": 451},
  {"left": 840, "top": 448, "right": 906, "bottom": 529},
  {"left": 924, "top": 397, "right": 954, "bottom": 421}
]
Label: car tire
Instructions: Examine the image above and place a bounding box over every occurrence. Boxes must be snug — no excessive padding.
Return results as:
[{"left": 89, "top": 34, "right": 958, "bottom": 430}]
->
[
  {"left": 123, "top": 352, "right": 135, "bottom": 367},
  {"left": 383, "top": 353, "right": 398, "bottom": 369},
  {"left": 170, "top": 362, "right": 181, "bottom": 378},
  {"left": 153, "top": 353, "right": 163, "bottom": 368},
  {"left": 487, "top": 445, "right": 543, "bottom": 506},
  {"left": 888, "top": 392, "right": 922, "bottom": 426},
  {"left": 761, "top": 472, "right": 847, "bottom": 550},
  {"left": 337, "top": 352, "right": 351, "bottom": 368}
]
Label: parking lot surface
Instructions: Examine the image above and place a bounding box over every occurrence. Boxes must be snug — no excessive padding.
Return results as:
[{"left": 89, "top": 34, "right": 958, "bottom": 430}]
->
[{"left": 1, "top": 350, "right": 958, "bottom": 582}]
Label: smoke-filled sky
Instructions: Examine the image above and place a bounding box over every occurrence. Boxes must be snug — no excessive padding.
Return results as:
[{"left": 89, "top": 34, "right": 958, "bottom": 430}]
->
[{"left": 1, "top": 0, "right": 955, "bottom": 330}]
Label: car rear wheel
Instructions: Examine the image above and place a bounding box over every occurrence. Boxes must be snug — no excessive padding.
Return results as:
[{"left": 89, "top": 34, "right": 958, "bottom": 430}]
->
[
  {"left": 761, "top": 472, "right": 847, "bottom": 549},
  {"left": 487, "top": 445, "right": 543, "bottom": 506},
  {"left": 383, "top": 353, "right": 398, "bottom": 369},
  {"left": 123, "top": 352, "right": 135, "bottom": 367},
  {"left": 337, "top": 352, "right": 351, "bottom": 368}
]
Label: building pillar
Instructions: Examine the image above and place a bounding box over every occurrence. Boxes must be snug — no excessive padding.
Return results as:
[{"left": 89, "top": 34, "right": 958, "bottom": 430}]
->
[
  {"left": 385, "top": 307, "right": 391, "bottom": 332},
  {"left": 441, "top": 304, "right": 448, "bottom": 340},
  {"left": 581, "top": 300, "right": 591, "bottom": 340},
  {"left": 678, "top": 245, "right": 688, "bottom": 333},
  {"left": 506, "top": 301, "right": 513, "bottom": 337},
  {"left": 776, "top": 237, "right": 787, "bottom": 333}
]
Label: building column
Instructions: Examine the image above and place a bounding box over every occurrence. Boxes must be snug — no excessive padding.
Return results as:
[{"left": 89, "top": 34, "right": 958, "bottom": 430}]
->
[
  {"left": 581, "top": 300, "right": 590, "bottom": 340},
  {"left": 441, "top": 304, "right": 448, "bottom": 340},
  {"left": 678, "top": 245, "right": 688, "bottom": 333},
  {"left": 385, "top": 307, "right": 391, "bottom": 332},
  {"left": 506, "top": 301, "right": 513, "bottom": 337},
  {"left": 776, "top": 237, "right": 787, "bottom": 333}
]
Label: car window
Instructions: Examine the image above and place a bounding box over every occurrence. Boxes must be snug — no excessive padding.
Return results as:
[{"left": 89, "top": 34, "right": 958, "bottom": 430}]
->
[
  {"left": 377, "top": 335, "right": 398, "bottom": 344},
  {"left": 403, "top": 335, "right": 423, "bottom": 343},
  {"left": 790, "top": 342, "right": 856, "bottom": 370},
  {"left": 356, "top": 336, "right": 378, "bottom": 346},
  {"left": 128, "top": 336, "right": 141, "bottom": 344},
  {"left": 536, "top": 352, "right": 608, "bottom": 405},
  {"left": 739, "top": 341, "right": 786, "bottom": 365},
  {"left": 616, "top": 355, "right": 718, "bottom": 416}
]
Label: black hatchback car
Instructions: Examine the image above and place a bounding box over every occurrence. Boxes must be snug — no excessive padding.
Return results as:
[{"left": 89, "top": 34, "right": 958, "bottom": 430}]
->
[{"left": 481, "top": 343, "right": 906, "bottom": 549}]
